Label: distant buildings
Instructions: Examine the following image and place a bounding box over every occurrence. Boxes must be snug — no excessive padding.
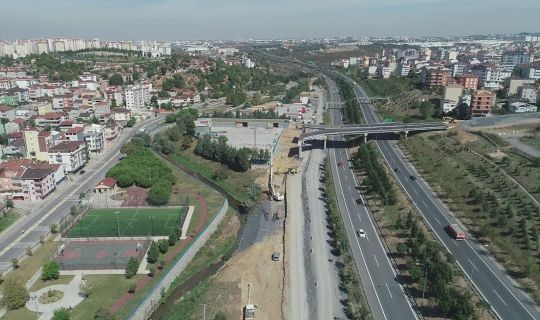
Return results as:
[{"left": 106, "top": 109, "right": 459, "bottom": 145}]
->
[
  {"left": 501, "top": 51, "right": 533, "bottom": 72},
  {"left": 423, "top": 68, "right": 450, "bottom": 87}
]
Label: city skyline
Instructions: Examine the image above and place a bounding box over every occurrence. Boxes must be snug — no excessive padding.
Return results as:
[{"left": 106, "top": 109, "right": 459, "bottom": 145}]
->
[{"left": 1, "top": 0, "right": 539, "bottom": 41}]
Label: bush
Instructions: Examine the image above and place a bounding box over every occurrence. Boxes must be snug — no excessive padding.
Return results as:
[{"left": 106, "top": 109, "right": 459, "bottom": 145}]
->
[
  {"left": 1, "top": 279, "right": 29, "bottom": 310},
  {"left": 147, "top": 241, "right": 159, "bottom": 263},
  {"left": 214, "top": 311, "right": 228, "bottom": 320},
  {"left": 42, "top": 261, "right": 60, "bottom": 281},
  {"left": 11, "top": 258, "right": 18, "bottom": 269},
  {"left": 158, "top": 239, "right": 169, "bottom": 254},
  {"left": 168, "top": 232, "right": 177, "bottom": 246},
  {"left": 52, "top": 307, "right": 71, "bottom": 320},
  {"left": 128, "top": 283, "right": 137, "bottom": 294},
  {"left": 125, "top": 257, "right": 139, "bottom": 279}
]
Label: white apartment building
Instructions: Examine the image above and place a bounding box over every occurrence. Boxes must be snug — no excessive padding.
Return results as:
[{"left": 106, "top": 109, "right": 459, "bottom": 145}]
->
[
  {"left": 501, "top": 51, "right": 533, "bottom": 72},
  {"left": 84, "top": 124, "right": 105, "bottom": 153},
  {"left": 470, "top": 64, "right": 511, "bottom": 89},
  {"left": 396, "top": 64, "right": 411, "bottom": 77},
  {"left": 124, "top": 84, "right": 151, "bottom": 110},
  {"left": 48, "top": 141, "right": 87, "bottom": 173},
  {"left": 518, "top": 86, "right": 538, "bottom": 103},
  {"left": 519, "top": 65, "right": 540, "bottom": 80}
]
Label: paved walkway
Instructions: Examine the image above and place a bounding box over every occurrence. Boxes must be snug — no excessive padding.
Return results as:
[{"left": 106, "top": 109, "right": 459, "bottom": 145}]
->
[{"left": 26, "top": 274, "right": 84, "bottom": 320}]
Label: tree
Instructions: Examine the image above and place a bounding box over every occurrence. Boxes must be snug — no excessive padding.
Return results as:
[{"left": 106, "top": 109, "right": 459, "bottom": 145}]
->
[
  {"left": 158, "top": 239, "right": 169, "bottom": 254},
  {"left": 52, "top": 307, "right": 71, "bottom": 320},
  {"left": 128, "top": 283, "right": 137, "bottom": 293},
  {"left": 26, "top": 247, "right": 33, "bottom": 256},
  {"left": 11, "top": 258, "right": 18, "bottom": 269},
  {"left": 79, "top": 280, "right": 91, "bottom": 298},
  {"left": 147, "top": 241, "right": 159, "bottom": 263},
  {"left": 50, "top": 224, "right": 59, "bottom": 234},
  {"left": 1, "top": 279, "right": 29, "bottom": 310},
  {"left": 125, "top": 257, "right": 139, "bottom": 279},
  {"left": 168, "top": 232, "right": 177, "bottom": 246},
  {"left": 5, "top": 198, "right": 13, "bottom": 209},
  {"left": 126, "top": 117, "right": 136, "bottom": 128},
  {"left": 159, "top": 259, "right": 166, "bottom": 269},
  {"left": 419, "top": 101, "right": 434, "bottom": 119},
  {"left": 42, "top": 261, "right": 60, "bottom": 281},
  {"left": 108, "top": 74, "right": 124, "bottom": 86}
]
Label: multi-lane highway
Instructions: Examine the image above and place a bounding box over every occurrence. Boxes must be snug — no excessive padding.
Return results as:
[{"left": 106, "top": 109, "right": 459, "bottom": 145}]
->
[
  {"left": 0, "top": 115, "right": 166, "bottom": 272},
  {"left": 349, "top": 80, "right": 540, "bottom": 320},
  {"left": 324, "top": 77, "right": 419, "bottom": 320}
]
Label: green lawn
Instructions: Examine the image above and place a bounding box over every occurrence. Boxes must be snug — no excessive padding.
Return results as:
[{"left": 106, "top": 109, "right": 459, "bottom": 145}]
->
[
  {"left": 0, "top": 211, "right": 19, "bottom": 233},
  {"left": 70, "top": 275, "right": 141, "bottom": 320},
  {"left": 66, "top": 207, "right": 186, "bottom": 238},
  {"left": 171, "top": 145, "right": 264, "bottom": 204}
]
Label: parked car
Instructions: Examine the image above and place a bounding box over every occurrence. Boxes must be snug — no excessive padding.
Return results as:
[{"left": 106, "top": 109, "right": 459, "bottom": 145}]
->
[
  {"left": 272, "top": 252, "right": 281, "bottom": 261},
  {"left": 79, "top": 170, "right": 86, "bottom": 175}
]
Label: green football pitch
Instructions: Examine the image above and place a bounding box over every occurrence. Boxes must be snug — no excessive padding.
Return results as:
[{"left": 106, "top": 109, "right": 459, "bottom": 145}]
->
[{"left": 66, "top": 207, "right": 187, "bottom": 238}]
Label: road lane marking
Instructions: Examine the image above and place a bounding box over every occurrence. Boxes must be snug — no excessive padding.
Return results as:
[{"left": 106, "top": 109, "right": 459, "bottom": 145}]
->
[
  {"left": 373, "top": 255, "right": 379, "bottom": 267},
  {"left": 421, "top": 200, "right": 428, "bottom": 207},
  {"left": 493, "top": 290, "right": 508, "bottom": 306},
  {"left": 433, "top": 216, "right": 441, "bottom": 225},
  {"left": 468, "top": 258, "right": 478, "bottom": 271},
  {"left": 385, "top": 283, "right": 393, "bottom": 298}
]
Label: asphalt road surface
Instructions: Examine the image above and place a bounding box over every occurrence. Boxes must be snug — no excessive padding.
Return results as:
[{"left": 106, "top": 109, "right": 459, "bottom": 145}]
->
[
  {"left": 351, "top": 81, "right": 540, "bottom": 320},
  {"left": 0, "top": 115, "right": 166, "bottom": 272},
  {"left": 322, "top": 78, "right": 419, "bottom": 320}
]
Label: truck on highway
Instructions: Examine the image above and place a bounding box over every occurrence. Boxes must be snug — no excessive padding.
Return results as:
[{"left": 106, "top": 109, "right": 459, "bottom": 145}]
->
[
  {"left": 244, "top": 304, "right": 255, "bottom": 319},
  {"left": 446, "top": 224, "right": 465, "bottom": 240}
]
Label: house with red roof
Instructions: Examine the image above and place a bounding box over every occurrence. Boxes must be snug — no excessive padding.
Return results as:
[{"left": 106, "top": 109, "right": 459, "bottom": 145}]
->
[
  {"left": 48, "top": 141, "right": 87, "bottom": 172},
  {"left": 94, "top": 177, "right": 117, "bottom": 194}
]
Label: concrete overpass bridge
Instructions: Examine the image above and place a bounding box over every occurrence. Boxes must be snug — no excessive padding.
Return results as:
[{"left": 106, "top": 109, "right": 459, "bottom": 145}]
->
[{"left": 299, "top": 121, "right": 447, "bottom": 151}]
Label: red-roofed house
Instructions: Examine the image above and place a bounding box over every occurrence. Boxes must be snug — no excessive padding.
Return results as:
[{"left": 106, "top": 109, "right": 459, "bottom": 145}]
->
[
  {"left": 35, "top": 112, "right": 64, "bottom": 127},
  {"left": 94, "top": 177, "right": 117, "bottom": 194},
  {"left": 48, "top": 141, "right": 87, "bottom": 172}
]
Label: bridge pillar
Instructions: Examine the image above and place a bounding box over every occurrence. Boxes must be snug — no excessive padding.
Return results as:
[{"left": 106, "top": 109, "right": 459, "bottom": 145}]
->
[
  {"left": 404, "top": 130, "right": 409, "bottom": 139},
  {"left": 323, "top": 136, "right": 327, "bottom": 150},
  {"left": 363, "top": 133, "right": 368, "bottom": 143},
  {"left": 298, "top": 139, "right": 303, "bottom": 155}
]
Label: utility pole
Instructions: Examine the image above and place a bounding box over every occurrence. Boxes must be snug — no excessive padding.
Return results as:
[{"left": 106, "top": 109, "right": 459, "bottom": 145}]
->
[
  {"left": 114, "top": 211, "right": 120, "bottom": 238},
  {"left": 202, "top": 303, "right": 206, "bottom": 320}
]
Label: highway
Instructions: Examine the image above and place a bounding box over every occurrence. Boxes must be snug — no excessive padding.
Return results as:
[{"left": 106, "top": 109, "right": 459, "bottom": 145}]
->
[
  {"left": 324, "top": 77, "right": 419, "bottom": 320},
  {"left": 0, "top": 115, "right": 166, "bottom": 273},
  {"left": 349, "top": 81, "right": 540, "bottom": 320}
]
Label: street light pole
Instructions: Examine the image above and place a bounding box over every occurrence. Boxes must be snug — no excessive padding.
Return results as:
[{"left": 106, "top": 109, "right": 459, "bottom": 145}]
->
[{"left": 114, "top": 211, "right": 120, "bottom": 238}]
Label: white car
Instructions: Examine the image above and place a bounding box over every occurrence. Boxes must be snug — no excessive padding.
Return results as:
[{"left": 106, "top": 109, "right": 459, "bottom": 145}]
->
[{"left": 357, "top": 229, "right": 366, "bottom": 238}]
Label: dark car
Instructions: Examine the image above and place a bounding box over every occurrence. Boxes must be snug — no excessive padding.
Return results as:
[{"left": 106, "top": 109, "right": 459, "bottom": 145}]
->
[
  {"left": 337, "top": 161, "right": 343, "bottom": 168},
  {"left": 394, "top": 168, "right": 400, "bottom": 173},
  {"left": 410, "top": 175, "right": 416, "bottom": 180},
  {"left": 355, "top": 198, "right": 363, "bottom": 205},
  {"left": 79, "top": 170, "right": 86, "bottom": 175}
]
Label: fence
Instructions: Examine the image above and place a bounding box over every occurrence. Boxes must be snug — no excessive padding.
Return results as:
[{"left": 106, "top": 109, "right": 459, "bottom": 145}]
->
[{"left": 127, "top": 197, "right": 229, "bottom": 320}]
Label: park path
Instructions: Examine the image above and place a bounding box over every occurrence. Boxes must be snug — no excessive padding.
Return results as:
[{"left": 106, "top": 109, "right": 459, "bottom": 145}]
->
[{"left": 109, "top": 193, "right": 209, "bottom": 313}]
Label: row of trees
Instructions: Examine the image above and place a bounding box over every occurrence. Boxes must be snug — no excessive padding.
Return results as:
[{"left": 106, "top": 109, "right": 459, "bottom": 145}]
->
[
  {"left": 195, "top": 135, "right": 257, "bottom": 172},
  {"left": 335, "top": 78, "right": 363, "bottom": 124},
  {"left": 110, "top": 134, "right": 176, "bottom": 205},
  {"left": 401, "top": 212, "right": 476, "bottom": 319},
  {"left": 353, "top": 143, "right": 396, "bottom": 205},
  {"left": 154, "top": 109, "right": 198, "bottom": 154}
]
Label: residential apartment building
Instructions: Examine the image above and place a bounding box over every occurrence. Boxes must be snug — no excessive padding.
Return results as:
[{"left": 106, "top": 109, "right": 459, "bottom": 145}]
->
[
  {"left": 509, "top": 102, "right": 538, "bottom": 113},
  {"left": 124, "top": 84, "right": 151, "bottom": 110},
  {"left": 396, "top": 63, "right": 411, "bottom": 77},
  {"left": 471, "top": 90, "right": 494, "bottom": 116},
  {"left": 52, "top": 94, "right": 74, "bottom": 110},
  {"left": 34, "top": 112, "right": 64, "bottom": 127},
  {"left": 48, "top": 141, "right": 87, "bottom": 173},
  {"left": 517, "top": 86, "right": 538, "bottom": 103},
  {"left": 84, "top": 124, "right": 105, "bottom": 153},
  {"left": 506, "top": 78, "right": 535, "bottom": 96},
  {"left": 501, "top": 51, "right": 533, "bottom": 71},
  {"left": 519, "top": 64, "right": 540, "bottom": 80},
  {"left": 423, "top": 68, "right": 450, "bottom": 87},
  {"left": 456, "top": 74, "right": 479, "bottom": 90},
  {"left": 24, "top": 130, "right": 53, "bottom": 161},
  {"left": 470, "top": 64, "right": 511, "bottom": 89},
  {"left": 21, "top": 168, "right": 56, "bottom": 200}
]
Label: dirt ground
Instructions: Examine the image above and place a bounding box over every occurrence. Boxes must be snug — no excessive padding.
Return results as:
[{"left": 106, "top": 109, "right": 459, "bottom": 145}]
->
[
  {"left": 210, "top": 233, "right": 284, "bottom": 320},
  {"left": 450, "top": 126, "right": 478, "bottom": 144}
]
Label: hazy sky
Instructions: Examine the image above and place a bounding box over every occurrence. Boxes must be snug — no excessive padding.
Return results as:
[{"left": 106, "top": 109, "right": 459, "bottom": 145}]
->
[{"left": 1, "top": 0, "right": 539, "bottom": 40}]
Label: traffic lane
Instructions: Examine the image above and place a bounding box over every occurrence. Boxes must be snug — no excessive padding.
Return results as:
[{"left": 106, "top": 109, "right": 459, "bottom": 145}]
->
[
  {"left": 334, "top": 148, "right": 416, "bottom": 320},
  {"left": 376, "top": 140, "right": 539, "bottom": 319}
]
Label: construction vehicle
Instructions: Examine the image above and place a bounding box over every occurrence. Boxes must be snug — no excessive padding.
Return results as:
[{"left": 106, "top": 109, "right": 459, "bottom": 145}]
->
[
  {"left": 446, "top": 224, "right": 465, "bottom": 240},
  {"left": 442, "top": 116, "right": 456, "bottom": 123}
]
